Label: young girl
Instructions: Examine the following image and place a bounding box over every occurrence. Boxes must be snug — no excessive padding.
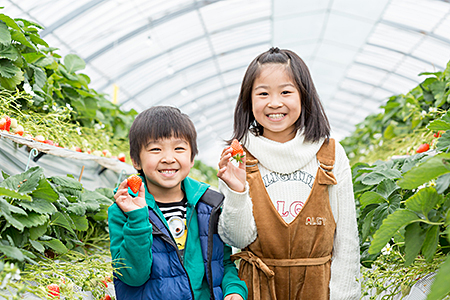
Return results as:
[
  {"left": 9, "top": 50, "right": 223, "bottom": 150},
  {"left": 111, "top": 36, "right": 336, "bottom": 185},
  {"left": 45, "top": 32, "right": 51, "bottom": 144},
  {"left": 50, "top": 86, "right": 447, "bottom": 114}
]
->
[{"left": 217, "top": 47, "right": 360, "bottom": 300}]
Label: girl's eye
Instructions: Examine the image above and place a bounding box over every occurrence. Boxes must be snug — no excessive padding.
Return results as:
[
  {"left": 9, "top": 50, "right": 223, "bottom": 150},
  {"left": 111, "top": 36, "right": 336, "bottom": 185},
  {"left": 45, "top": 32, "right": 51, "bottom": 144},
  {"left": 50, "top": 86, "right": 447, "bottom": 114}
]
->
[
  {"left": 281, "top": 90, "right": 292, "bottom": 95},
  {"left": 258, "top": 92, "right": 269, "bottom": 96}
]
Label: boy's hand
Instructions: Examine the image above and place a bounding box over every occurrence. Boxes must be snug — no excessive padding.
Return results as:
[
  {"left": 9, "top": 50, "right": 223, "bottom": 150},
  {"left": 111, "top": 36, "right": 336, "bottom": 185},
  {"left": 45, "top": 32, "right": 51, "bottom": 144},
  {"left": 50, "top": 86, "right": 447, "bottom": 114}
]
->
[
  {"left": 114, "top": 179, "right": 146, "bottom": 212},
  {"left": 224, "top": 294, "right": 244, "bottom": 300},
  {"left": 217, "top": 145, "right": 246, "bottom": 193}
]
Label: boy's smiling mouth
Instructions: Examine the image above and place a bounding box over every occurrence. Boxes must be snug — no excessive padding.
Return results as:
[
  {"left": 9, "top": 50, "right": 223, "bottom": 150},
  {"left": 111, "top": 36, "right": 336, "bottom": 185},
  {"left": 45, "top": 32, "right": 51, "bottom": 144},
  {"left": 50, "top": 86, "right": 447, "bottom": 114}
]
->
[{"left": 159, "top": 169, "right": 177, "bottom": 175}]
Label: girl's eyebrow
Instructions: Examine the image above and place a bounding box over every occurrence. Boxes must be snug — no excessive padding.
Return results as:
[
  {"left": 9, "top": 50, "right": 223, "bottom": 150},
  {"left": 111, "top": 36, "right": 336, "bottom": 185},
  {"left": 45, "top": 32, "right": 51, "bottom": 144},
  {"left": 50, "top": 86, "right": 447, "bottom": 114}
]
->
[{"left": 254, "top": 83, "right": 295, "bottom": 90}]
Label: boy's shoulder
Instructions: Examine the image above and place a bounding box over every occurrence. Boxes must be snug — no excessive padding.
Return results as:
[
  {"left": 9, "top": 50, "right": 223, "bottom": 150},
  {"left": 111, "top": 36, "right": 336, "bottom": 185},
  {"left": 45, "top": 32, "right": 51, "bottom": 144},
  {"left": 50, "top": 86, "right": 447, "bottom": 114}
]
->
[{"left": 198, "top": 188, "right": 224, "bottom": 209}]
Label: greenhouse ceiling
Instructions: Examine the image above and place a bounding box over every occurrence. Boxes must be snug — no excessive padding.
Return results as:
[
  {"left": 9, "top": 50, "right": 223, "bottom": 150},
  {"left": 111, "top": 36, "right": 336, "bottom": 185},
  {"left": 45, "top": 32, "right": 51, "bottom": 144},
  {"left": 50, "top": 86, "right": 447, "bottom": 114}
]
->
[{"left": 3, "top": 0, "right": 450, "bottom": 166}]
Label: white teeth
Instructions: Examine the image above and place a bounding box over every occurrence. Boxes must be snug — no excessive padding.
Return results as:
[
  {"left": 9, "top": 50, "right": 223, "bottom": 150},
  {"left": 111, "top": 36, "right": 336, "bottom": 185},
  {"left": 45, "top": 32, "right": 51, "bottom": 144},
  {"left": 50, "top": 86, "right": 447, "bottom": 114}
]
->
[
  {"left": 268, "top": 114, "right": 285, "bottom": 119},
  {"left": 160, "top": 170, "right": 176, "bottom": 174}
]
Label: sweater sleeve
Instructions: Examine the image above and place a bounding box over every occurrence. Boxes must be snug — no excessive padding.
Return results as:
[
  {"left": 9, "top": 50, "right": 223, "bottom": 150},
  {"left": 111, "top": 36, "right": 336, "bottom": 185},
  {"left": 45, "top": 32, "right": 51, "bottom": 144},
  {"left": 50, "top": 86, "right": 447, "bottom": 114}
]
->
[
  {"left": 329, "top": 144, "right": 361, "bottom": 300},
  {"left": 108, "top": 203, "right": 153, "bottom": 286},
  {"left": 221, "top": 244, "right": 249, "bottom": 299},
  {"left": 217, "top": 179, "right": 258, "bottom": 249}
]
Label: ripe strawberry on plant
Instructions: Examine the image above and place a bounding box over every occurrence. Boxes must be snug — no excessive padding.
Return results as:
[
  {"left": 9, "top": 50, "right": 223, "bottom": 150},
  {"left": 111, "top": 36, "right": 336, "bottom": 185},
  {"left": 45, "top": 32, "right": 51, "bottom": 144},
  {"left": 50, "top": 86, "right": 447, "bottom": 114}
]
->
[
  {"left": 47, "top": 283, "right": 60, "bottom": 299},
  {"left": 3, "top": 116, "right": 11, "bottom": 131},
  {"left": 13, "top": 125, "right": 24, "bottom": 136},
  {"left": 230, "top": 139, "right": 245, "bottom": 163},
  {"left": 118, "top": 153, "right": 126, "bottom": 162},
  {"left": 416, "top": 143, "right": 430, "bottom": 153},
  {"left": 127, "top": 174, "right": 142, "bottom": 194},
  {"left": 100, "top": 295, "right": 111, "bottom": 300},
  {"left": 0, "top": 118, "right": 6, "bottom": 130}
]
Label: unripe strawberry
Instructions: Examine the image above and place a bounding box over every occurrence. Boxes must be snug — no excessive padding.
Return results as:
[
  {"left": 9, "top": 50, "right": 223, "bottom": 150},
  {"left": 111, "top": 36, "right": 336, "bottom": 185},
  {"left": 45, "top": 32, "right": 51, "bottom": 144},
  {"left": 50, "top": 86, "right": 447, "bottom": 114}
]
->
[{"left": 35, "top": 135, "right": 45, "bottom": 142}]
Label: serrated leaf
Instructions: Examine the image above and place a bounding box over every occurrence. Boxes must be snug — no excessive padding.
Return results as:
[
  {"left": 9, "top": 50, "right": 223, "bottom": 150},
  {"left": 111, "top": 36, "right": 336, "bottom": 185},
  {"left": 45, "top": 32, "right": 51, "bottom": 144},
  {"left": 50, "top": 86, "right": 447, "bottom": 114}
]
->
[
  {"left": 0, "top": 198, "right": 24, "bottom": 231},
  {"left": 427, "top": 255, "right": 450, "bottom": 300},
  {"left": 31, "top": 65, "right": 46, "bottom": 89},
  {"left": 1, "top": 166, "right": 42, "bottom": 193},
  {"left": 67, "top": 202, "right": 87, "bottom": 215},
  {"left": 0, "top": 69, "right": 23, "bottom": 90},
  {"left": 29, "top": 239, "right": 45, "bottom": 253},
  {"left": 10, "top": 29, "right": 35, "bottom": 50},
  {"left": 58, "top": 65, "right": 78, "bottom": 81},
  {"left": 435, "top": 173, "right": 450, "bottom": 194},
  {"left": 0, "top": 14, "right": 22, "bottom": 31},
  {"left": 64, "top": 54, "right": 85, "bottom": 73},
  {"left": 1, "top": 170, "right": 10, "bottom": 180},
  {"left": 14, "top": 212, "right": 49, "bottom": 228},
  {"left": 376, "top": 179, "right": 399, "bottom": 199},
  {"left": 398, "top": 153, "right": 450, "bottom": 189},
  {"left": 21, "top": 52, "right": 44, "bottom": 64},
  {"left": 360, "top": 191, "right": 386, "bottom": 209},
  {"left": 82, "top": 190, "right": 113, "bottom": 206},
  {"left": 404, "top": 223, "right": 426, "bottom": 266},
  {"left": 436, "top": 131, "right": 450, "bottom": 151},
  {"left": 29, "top": 223, "right": 48, "bottom": 240},
  {"left": 17, "top": 198, "right": 57, "bottom": 214},
  {"left": 41, "top": 239, "right": 68, "bottom": 254},
  {"left": 31, "top": 177, "right": 58, "bottom": 202},
  {"left": 428, "top": 120, "right": 450, "bottom": 131},
  {"left": 0, "top": 59, "right": 20, "bottom": 78},
  {"left": 69, "top": 214, "right": 88, "bottom": 231},
  {"left": 50, "top": 175, "right": 83, "bottom": 190},
  {"left": 0, "top": 244, "right": 24, "bottom": 261},
  {"left": 405, "top": 187, "right": 442, "bottom": 216},
  {"left": 0, "top": 20, "right": 11, "bottom": 46},
  {"left": 93, "top": 205, "right": 108, "bottom": 221},
  {"left": 0, "top": 44, "right": 18, "bottom": 61},
  {"left": 0, "top": 187, "right": 32, "bottom": 201},
  {"left": 28, "top": 32, "right": 48, "bottom": 47},
  {"left": 369, "top": 209, "right": 420, "bottom": 254},
  {"left": 422, "top": 225, "right": 439, "bottom": 262},
  {"left": 50, "top": 211, "right": 75, "bottom": 235}
]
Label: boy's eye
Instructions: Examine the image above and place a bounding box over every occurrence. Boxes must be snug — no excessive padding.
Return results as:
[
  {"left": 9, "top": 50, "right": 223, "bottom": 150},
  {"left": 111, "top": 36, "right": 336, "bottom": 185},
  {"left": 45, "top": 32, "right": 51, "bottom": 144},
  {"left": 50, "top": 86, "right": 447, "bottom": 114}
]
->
[
  {"left": 149, "top": 148, "right": 161, "bottom": 152},
  {"left": 175, "top": 147, "right": 186, "bottom": 151}
]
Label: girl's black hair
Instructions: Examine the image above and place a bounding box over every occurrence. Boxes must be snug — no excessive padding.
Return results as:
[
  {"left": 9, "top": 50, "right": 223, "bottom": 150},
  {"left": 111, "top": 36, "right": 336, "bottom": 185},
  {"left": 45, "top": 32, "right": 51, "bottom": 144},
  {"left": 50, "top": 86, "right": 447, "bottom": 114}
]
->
[
  {"left": 230, "top": 47, "right": 330, "bottom": 145},
  {"left": 129, "top": 106, "right": 198, "bottom": 175}
]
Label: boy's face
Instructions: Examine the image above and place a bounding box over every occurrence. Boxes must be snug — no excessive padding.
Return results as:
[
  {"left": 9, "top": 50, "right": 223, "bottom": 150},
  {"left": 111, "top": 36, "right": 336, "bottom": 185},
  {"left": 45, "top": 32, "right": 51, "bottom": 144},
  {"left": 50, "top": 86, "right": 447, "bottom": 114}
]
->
[{"left": 133, "top": 136, "right": 194, "bottom": 197}]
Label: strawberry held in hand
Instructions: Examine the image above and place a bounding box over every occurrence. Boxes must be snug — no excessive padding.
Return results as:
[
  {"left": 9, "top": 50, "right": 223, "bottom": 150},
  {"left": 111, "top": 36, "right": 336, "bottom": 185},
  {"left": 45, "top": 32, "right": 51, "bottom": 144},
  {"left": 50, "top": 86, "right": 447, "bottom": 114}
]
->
[
  {"left": 127, "top": 174, "right": 142, "bottom": 194},
  {"left": 230, "top": 139, "right": 245, "bottom": 163}
]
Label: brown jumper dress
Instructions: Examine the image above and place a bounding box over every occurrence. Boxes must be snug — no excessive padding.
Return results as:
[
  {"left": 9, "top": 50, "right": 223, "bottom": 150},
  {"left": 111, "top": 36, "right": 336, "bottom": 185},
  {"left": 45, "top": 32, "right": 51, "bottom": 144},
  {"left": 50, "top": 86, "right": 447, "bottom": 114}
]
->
[{"left": 231, "top": 139, "right": 337, "bottom": 300}]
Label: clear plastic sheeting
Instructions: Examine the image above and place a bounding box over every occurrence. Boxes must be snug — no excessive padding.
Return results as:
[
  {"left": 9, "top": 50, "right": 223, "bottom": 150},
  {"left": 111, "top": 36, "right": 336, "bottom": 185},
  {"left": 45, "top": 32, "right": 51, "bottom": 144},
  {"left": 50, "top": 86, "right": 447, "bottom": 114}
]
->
[{"left": 2, "top": 0, "right": 450, "bottom": 166}]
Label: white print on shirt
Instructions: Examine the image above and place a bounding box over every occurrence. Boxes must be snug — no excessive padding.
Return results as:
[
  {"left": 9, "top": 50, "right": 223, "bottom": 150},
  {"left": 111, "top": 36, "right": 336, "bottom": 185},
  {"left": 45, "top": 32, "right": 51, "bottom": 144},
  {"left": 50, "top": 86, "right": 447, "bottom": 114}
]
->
[
  {"left": 277, "top": 200, "right": 305, "bottom": 218},
  {"left": 305, "top": 217, "right": 326, "bottom": 225},
  {"left": 262, "top": 170, "right": 314, "bottom": 188}
]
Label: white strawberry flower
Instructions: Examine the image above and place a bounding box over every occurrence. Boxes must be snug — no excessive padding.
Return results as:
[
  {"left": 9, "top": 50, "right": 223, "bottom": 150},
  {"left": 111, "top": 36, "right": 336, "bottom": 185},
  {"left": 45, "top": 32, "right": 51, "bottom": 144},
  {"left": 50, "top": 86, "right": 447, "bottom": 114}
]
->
[{"left": 381, "top": 243, "right": 392, "bottom": 255}]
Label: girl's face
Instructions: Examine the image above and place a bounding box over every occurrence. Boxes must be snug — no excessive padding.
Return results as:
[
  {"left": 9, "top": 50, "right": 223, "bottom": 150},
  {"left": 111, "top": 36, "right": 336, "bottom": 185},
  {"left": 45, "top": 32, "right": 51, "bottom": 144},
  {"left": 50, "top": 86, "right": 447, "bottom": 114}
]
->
[{"left": 251, "top": 64, "right": 301, "bottom": 143}]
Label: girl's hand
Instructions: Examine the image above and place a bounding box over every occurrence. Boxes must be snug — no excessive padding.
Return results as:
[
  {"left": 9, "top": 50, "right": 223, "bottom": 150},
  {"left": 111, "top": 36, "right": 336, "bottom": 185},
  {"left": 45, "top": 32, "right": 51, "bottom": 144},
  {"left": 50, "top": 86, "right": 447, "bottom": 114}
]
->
[
  {"left": 217, "top": 146, "right": 246, "bottom": 193},
  {"left": 224, "top": 294, "right": 244, "bottom": 300},
  {"left": 114, "top": 179, "right": 146, "bottom": 212}
]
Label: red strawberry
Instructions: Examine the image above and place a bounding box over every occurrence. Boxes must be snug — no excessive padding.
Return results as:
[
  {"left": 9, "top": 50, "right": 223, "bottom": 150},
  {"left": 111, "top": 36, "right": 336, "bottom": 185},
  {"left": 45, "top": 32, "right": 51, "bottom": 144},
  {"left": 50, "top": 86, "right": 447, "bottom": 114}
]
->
[
  {"left": 118, "top": 153, "right": 126, "bottom": 162},
  {"left": 127, "top": 175, "right": 142, "bottom": 194},
  {"left": 100, "top": 295, "right": 111, "bottom": 300},
  {"left": 47, "top": 283, "right": 60, "bottom": 299},
  {"left": 230, "top": 139, "right": 245, "bottom": 163},
  {"left": 416, "top": 143, "right": 430, "bottom": 153},
  {"left": 14, "top": 125, "right": 24, "bottom": 136},
  {"left": 101, "top": 279, "right": 108, "bottom": 287},
  {"left": 0, "top": 118, "right": 6, "bottom": 130},
  {"left": 4, "top": 116, "right": 11, "bottom": 131}
]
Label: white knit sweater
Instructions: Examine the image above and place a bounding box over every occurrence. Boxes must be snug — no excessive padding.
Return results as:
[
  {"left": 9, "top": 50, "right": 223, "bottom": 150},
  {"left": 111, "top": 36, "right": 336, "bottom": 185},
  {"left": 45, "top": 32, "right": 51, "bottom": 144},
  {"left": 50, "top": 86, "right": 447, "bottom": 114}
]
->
[{"left": 218, "top": 131, "right": 361, "bottom": 300}]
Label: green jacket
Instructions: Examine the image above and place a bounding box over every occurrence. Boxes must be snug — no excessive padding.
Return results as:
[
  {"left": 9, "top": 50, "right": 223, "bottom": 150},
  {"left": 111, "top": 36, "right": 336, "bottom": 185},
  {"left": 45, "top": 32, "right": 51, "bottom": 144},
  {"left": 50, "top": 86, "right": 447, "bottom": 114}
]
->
[{"left": 108, "top": 176, "right": 248, "bottom": 299}]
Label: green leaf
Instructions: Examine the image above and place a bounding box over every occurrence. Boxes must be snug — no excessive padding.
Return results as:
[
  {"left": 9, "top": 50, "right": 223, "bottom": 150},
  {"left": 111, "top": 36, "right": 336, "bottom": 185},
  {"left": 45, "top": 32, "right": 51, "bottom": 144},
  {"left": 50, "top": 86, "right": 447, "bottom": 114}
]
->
[
  {"left": 14, "top": 212, "right": 49, "bottom": 228},
  {"left": 64, "top": 54, "right": 86, "bottom": 73},
  {"left": 31, "top": 65, "right": 46, "bottom": 89},
  {"left": 362, "top": 170, "right": 402, "bottom": 185},
  {"left": 422, "top": 225, "right": 439, "bottom": 262},
  {"left": 404, "top": 223, "right": 426, "bottom": 266},
  {"left": 428, "top": 120, "right": 450, "bottom": 131},
  {"left": 0, "top": 44, "right": 18, "bottom": 61},
  {"left": 436, "top": 131, "right": 450, "bottom": 151},
  {"left": 0, "top": 59, "right": 21, "bottom": 78},
  {"left": 67, "top": 202, "right": 87, "bottom": 215},
  {"left": 50, "top": 212, "right": 75, "bottom": 235},
  {"left": 69, "top": 214, "right": 88, "bottom": 231},
  {"left": 0, "top": 198, "right": 25, "bottom": 231},
  {"left": 31, "top": 177, "right": 58, "bottom": 202},
  {"left": 28, "top": 32, "right": 48, "bottom": 47},
  {"left": 29, "top": 223, "right": 48, "bottom": 240},
  {"left": 361, "top": 209, "right": 376, "bottom": 242},
  {"left": 59, "top": 65, "right": 79, "bottom": 81},
  {"left": 82, "top": 190, "right": 113, "bottom": 206},
  {"left": 1, "top": 166, "right": 41, "bottom": 192},
  {"left": 435, "top": 173, "right": 450, "bottom": 194},
  {"left": 0, "top": 20, "right": 11, "bottom": 46},
  {"left": 50, "top": 175, "right": 83, "bottom": 190},
  {"left": 427, "top": 255, "right": 450, "bottom": 300},
  {"left": 0, "top": 14, "right": 22, "bottom": 31},
  {"left": 376, "top": 179, "right": 399, "bottom": 199},
  {"left": 41, "top": 239, "right": 68, "bottom": 254},
  {"left": 17, "top": 198, "right": 57, "bottom": 214},
  {"left": 360, "top": 191, "right": 386, "bottom": 209},
  {"left": 0, "top": 244, "right": 24, "bottom": 261},
  {"left": 369, "top": 209, "right": 420, "bottom": 254},
  {"left": 405, "top": 187, "right": 442, "bottom": 216},
  {"left": 21, "top": 51, "right": 44, "bottom": 64},
  {"left": 29, "top": 239, "right": 45, "bottom": 253},
  {"left": 0, "top": 187, "right": 32, "bottom": 201},
  {"left": 0, "top": 69, "right": 23, "bottom": 90},
  {"left": 10, "top": 29, "right": 35, "bottom": 50},
  {"left": 398, "top": 153, "right": 450, "bottom": 189}
]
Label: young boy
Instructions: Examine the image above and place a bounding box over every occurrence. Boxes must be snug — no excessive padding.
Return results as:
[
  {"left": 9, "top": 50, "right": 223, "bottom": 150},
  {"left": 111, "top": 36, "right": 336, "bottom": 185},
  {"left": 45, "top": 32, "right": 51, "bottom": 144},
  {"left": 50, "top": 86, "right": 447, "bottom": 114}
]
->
[{"left": 108, "top": 106, "right": 248, "bottom": 300}]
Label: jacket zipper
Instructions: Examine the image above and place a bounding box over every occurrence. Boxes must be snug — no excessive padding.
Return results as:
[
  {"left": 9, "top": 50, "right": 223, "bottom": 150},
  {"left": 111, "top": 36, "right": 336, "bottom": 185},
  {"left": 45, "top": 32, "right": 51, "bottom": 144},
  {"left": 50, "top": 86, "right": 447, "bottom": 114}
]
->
[{"left": 151, "top": 210, "right": 195, "bottom": 299}]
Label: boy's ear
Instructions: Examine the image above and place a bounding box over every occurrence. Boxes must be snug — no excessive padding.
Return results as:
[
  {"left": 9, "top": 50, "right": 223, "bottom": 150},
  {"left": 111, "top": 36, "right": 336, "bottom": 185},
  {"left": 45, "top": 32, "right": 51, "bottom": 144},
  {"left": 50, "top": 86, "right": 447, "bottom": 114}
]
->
[
  {"left": 190, "top": 159, "right": 195, "bottom": 169},
  {"left": 131, "top": 158, "right": 141, "bottom": 170}
]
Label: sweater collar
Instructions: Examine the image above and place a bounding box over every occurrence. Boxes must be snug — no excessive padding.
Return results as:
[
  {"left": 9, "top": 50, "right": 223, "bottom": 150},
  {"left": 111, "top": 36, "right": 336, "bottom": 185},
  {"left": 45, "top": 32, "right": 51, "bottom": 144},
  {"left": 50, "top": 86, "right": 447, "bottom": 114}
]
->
[{"left": 244, "top": 130, "right": 324, "bottom": 174}]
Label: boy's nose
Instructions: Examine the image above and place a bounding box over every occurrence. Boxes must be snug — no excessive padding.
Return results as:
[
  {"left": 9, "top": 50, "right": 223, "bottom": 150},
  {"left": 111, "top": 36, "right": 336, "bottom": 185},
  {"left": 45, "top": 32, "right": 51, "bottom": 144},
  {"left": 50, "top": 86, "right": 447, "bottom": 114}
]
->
[{"left": 161, "top": 155, "right": 176, "bottom": 163}]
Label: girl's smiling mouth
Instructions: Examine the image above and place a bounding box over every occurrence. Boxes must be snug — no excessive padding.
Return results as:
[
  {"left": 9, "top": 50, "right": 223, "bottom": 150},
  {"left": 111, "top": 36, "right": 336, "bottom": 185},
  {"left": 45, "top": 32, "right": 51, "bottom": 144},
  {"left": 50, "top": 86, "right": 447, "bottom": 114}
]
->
[{"left": 267, "top": 113, "right": 286, "bottom": 120}]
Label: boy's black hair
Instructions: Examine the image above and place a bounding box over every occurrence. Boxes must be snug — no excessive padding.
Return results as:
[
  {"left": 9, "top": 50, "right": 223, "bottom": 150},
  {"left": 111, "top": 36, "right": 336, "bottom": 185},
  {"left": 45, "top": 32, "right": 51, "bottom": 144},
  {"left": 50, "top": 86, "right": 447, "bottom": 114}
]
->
[
  {"left": 129, "top": 106, "right": 198, "bottom": 175},
  {"left": 230, "top": 47, "right": 330, "bottom": 145}
]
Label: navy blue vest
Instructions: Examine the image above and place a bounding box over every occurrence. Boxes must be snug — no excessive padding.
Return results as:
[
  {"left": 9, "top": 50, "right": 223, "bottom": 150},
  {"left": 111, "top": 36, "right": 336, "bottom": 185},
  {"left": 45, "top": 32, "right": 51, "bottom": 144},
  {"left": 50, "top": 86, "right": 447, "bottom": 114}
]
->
[{"left": 114, "top": 189, "right": 224, "bottom": 300}]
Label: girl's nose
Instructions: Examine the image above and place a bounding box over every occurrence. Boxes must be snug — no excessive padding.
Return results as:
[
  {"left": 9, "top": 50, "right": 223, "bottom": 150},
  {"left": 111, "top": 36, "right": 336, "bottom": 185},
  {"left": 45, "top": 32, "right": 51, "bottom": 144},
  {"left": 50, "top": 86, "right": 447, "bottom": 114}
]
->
[{"left": 267, "top": 97, "right": 283, "bottom": 108}]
